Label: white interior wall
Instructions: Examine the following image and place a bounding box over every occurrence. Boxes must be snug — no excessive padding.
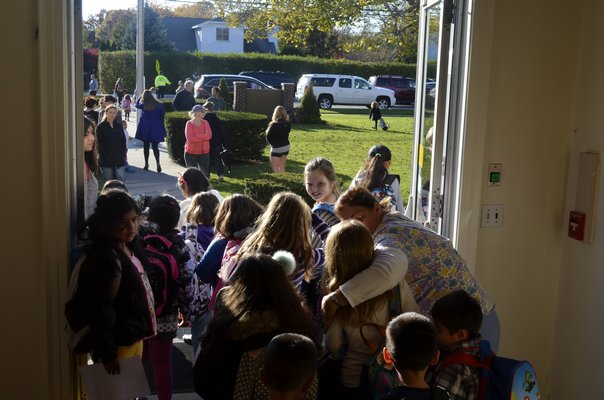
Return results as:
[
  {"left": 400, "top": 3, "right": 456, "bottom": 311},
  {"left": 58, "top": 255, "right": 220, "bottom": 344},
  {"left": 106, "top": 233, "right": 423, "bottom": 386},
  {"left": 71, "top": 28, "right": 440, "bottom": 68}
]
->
[
  {"left": 460, "top": 0, "right": 583, "bottom": 397},
  {"left": 550, "top": 0, "right": 604, "bottom": 397}
]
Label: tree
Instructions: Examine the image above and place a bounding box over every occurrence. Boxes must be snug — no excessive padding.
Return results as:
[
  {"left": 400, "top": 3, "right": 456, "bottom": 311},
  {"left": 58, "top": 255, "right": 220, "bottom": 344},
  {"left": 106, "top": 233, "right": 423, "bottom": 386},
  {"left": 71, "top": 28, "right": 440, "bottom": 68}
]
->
[
  {"left": 172, "top": 2, "right": 216, "bottom": 18},
  {"left": 214, "top": 0, "right": 420, "bottom": 61},
  {"left": 296, "top": 85, "right": 322, "bottom": 124},
  {"left": 95, "top": 6, "right": 173, "bottom": 51},
  {"left": 82, "top": 10, "right": 106, "bottom": 48}
]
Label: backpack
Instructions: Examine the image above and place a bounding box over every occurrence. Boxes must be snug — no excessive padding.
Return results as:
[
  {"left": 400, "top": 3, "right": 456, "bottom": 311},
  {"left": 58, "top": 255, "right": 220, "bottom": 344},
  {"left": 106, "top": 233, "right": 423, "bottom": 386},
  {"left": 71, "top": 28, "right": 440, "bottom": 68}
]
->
[
  {"left": 142, "top": 234, "right": 180, "bottom": 317},
  {"left": 439, "top": 340, "right": 541, "bottom": 400},
  {"left": 359, "top": 285, "right": 403, "bottom": 399},
  {"left": 64, "top": 250, "right": 121, "bottom": 354},
  {"left": 371, "top": 174, "right": 400, "bottom": 212},
  {"left": 208, "top": 238, "right": 242, "bottom": 313}
]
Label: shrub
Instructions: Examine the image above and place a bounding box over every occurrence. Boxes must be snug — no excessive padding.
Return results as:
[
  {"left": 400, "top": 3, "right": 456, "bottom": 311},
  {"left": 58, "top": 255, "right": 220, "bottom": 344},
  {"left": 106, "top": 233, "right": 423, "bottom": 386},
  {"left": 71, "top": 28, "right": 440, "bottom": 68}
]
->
[
  {"left": 218, "top": 78, "right": 233, "bottom": 110},
  {"left": 244, "top": 172, "right": 312, "bottom": 207},
  {"left": 296, "top": 84, "right": 323, "bottom": 124},
  {"left": 165, "top": 111, "right": 269, "bottom": 165},
  {"left": 98, "top": 51, "right": 435, "bottom": 94}
]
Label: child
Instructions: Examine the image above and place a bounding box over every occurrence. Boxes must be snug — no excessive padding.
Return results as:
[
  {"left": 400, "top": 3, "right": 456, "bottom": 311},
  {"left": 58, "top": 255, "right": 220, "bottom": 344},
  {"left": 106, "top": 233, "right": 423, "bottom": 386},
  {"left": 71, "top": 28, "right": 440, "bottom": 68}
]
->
[
  {"left": 181, "top": 191, "right": 220, "bottom": 356},
  {"left": 350, "top": 144, "right": 405, "bottom": 212},
  {"left": 177, "top": 167, "right": 224, "bottom": 229},
  {"left": 122, "top": 120, "right": 135, "bottom": 173},
  {"left": 382, "top": 312, "right": 450, "bottom": 400},
  {"left": 98, "top": 95, "right": 123, "bottom": 124},
  {"left": 139, "top": 195, "right": 194, "bottom": 400},
  {"left": 122, "top": 94, "right": 132, "bottom": 121},
  {"left": 324, "top": 219, "right": 392, "bottom": 398},
  {"left": 430, "top": 290, "right": 483, "bottom": 400},
  {"left": 304, "top": 157, "right": 341, "bottom": 230},
  {"left": 369, "top": 101, "right": 382, "bottom": 130},
  {"left": 261, "top": 333, "right": 318, "bottom": 400},
  {"left": 72, "top": 189, "right": 156, "bottom": 372}
]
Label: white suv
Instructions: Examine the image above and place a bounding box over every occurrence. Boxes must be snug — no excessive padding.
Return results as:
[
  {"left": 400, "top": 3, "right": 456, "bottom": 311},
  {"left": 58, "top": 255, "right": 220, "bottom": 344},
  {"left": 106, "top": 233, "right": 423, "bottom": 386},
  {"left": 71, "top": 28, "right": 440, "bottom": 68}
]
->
[{"left": 295, "top": 74, "right": 396, "bottom": 109}]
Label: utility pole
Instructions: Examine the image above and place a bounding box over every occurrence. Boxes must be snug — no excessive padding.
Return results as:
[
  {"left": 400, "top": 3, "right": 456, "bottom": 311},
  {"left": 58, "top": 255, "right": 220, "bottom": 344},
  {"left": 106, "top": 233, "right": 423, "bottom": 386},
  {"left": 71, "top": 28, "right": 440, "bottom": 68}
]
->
[{"left": 136, "top": 0, "right": 144, "bottom": 124}]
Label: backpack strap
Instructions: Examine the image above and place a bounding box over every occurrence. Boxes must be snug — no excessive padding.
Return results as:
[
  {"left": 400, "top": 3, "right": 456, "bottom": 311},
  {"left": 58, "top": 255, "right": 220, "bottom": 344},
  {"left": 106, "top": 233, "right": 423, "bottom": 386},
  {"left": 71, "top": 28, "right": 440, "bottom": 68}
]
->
[
  {"left": 439, "top": 349, "right": 493, "bottom": 400},
  {"left": 383, "top": 174, "right": 400, "bottom": 186},
  {"left": 359, "top": 323, "right": 386, "bottom": 354},
  {"left": 439, "top": 352, "right": 488, "bottom": 370},
  {"left": 144, "top": 234, "right": 173, "bottom": 250}
]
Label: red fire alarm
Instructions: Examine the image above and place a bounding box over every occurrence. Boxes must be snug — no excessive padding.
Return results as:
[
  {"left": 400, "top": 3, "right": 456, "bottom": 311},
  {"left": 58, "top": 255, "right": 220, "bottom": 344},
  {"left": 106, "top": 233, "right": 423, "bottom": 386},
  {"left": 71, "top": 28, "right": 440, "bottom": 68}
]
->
[{"left": 568, "top": 211, "right": 586, "bottom": 241}]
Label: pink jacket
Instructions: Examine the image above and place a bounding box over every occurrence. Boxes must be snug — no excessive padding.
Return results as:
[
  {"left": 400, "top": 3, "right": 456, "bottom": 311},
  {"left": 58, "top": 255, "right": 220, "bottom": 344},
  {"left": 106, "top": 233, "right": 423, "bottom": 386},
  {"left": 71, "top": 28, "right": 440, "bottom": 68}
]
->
[{"left": 185, "top": 119, "right": 212, "bottom": 155}]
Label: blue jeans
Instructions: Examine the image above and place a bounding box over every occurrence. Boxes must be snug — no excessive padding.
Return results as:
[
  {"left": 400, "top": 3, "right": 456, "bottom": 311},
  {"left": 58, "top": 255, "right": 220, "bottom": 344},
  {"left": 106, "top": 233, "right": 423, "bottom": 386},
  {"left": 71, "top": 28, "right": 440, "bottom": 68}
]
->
[{"left": 101, "top": 166, "right": 126, "bottom": 182}]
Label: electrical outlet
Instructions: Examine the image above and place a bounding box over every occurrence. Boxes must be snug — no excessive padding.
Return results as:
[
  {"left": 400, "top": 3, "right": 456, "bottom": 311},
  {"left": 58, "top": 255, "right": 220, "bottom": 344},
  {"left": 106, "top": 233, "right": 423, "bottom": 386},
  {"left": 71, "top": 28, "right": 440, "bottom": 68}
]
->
[{"left": 481, "top": 204, "right": 503, "bottom": 228}]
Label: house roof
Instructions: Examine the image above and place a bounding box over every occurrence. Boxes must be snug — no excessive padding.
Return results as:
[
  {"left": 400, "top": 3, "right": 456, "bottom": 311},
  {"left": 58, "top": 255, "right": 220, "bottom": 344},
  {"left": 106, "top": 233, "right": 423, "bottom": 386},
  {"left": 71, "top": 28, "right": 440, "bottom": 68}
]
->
[
  {"left": 161, "top": 16, "right": 218, "bottom": 51},
  {"left": 191, "top": 18, "right": 227, "bottom": 29}
]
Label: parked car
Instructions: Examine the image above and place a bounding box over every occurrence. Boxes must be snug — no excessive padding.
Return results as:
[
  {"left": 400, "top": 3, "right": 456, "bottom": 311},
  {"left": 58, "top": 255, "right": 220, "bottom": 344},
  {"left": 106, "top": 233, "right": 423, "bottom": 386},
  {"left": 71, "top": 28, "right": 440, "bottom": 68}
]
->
[
  {"left": 239, "top": 71, "right": 295, "bottom": 89},
  {"left": 295, "top": 74, "right": 396, "bottom": 109},
  {"left": 368, "top": 75, "right": 416, "bottom": 105},
  {"left": 426, "top": 78, "right": 437, "bottom": 91},
  {"left": 194, "top": 74, "right": 273, "bottom": 99}
]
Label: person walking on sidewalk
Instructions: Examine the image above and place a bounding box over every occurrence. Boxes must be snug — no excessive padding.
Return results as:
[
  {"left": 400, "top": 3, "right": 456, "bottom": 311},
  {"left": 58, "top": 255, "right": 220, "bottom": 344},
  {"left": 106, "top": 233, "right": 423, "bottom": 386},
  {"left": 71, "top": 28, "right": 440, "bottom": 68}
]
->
[{"left": 135, "top": 89, "right": 167, "bottom": 173}]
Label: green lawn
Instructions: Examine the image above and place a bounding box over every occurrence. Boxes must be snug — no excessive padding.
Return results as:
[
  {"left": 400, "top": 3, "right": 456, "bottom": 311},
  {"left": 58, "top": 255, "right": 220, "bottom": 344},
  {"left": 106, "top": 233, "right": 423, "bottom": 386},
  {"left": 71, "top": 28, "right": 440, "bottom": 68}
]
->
[{"left": 216, "top": 108, "right": 416, "bottom": 200}]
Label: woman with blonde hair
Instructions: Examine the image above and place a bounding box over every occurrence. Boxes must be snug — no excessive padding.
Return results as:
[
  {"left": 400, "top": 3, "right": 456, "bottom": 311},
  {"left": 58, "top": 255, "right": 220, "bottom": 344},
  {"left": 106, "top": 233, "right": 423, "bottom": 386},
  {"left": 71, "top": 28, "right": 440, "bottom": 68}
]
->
[
  {"left": 323, "top": 219, "right": 393, "bottom": 397},
  {"left": 266, "top": 105, "right": 291, "bottom": 173},
  {"left": 184, "top": 105, "right": 212, "bottom": 176}
]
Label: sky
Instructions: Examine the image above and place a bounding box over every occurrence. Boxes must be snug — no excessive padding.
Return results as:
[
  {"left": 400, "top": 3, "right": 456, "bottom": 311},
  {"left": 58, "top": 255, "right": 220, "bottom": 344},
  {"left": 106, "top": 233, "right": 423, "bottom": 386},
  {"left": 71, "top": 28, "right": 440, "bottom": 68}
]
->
[{"left": 82, "top": 0, "right": 176, "bottom": 19}]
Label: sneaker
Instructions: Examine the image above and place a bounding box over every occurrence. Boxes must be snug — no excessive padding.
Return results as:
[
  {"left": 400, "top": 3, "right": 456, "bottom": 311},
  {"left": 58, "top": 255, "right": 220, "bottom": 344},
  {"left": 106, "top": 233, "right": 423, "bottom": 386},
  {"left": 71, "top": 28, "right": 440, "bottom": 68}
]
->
[
  {"left": 157, "top": 164, "right": 162, "bottom": 173},
  {"left": 219, "top": 175, "right": 224, "bottom": 182},
  {"left": 182, "top": 334, "right": 193, "bottom": 345}
]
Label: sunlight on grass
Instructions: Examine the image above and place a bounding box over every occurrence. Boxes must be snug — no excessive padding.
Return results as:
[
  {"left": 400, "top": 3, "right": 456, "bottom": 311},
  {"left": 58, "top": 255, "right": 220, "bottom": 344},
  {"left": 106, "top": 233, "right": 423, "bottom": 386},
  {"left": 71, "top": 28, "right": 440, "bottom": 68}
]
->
[{"left": 216, "top": 108, "right": 415, "bottom": 200}]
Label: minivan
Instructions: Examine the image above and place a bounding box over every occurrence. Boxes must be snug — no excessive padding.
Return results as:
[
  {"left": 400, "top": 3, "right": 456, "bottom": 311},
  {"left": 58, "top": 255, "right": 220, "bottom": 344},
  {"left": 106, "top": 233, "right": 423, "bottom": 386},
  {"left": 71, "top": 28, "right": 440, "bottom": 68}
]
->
[
  {"left": 368, "top": 75, "right": 416, "bottom": 105},
  {"left": 295, "top": 74, "right": 396, "bottom": 109}
]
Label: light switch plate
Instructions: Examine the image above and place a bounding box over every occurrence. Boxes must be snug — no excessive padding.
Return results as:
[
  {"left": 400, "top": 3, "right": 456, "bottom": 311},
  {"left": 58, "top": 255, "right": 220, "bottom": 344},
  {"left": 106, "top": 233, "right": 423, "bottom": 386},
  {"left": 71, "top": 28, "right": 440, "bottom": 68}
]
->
[{"left": 481, "top": 204, "right": 503, "bottom": 228}]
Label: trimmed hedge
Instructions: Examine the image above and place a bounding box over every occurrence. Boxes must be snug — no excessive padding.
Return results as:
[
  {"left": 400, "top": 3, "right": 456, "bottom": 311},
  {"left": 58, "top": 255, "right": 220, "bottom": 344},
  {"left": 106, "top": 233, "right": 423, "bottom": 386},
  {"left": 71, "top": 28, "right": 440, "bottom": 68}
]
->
[
  {"left": 244, "top": 172, "right": 312, "bottom": 207},
  {"left": 98, "top": 51, "right": 436, "bottom": 94},
  {"left": 164, "top": 111, "right": 269, "bottom": 165}
]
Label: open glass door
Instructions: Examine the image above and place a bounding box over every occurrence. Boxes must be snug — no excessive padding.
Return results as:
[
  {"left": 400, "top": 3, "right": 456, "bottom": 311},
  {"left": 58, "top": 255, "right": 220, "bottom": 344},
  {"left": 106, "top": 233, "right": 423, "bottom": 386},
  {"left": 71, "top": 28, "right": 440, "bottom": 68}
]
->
[{"left": 409, "top": 0, "right": 473, "bottom": 242}]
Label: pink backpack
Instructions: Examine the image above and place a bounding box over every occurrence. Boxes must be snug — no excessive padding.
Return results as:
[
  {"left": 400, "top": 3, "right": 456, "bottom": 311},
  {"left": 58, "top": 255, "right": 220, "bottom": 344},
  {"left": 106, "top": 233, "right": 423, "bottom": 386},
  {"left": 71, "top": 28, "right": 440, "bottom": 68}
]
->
[{"left": 208, "top": 238, "right": 242, "bottom": 312}]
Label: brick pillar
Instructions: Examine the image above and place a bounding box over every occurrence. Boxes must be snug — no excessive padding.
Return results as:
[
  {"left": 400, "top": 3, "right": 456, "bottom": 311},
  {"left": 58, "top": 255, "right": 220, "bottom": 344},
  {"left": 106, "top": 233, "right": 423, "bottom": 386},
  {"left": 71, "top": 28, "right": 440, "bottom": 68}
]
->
[
  {"left": 281, "top": 83, "right": 295, "bottom": 119},
  {"left": 233, "top": 81, "right": 247, "bottom": 112}
]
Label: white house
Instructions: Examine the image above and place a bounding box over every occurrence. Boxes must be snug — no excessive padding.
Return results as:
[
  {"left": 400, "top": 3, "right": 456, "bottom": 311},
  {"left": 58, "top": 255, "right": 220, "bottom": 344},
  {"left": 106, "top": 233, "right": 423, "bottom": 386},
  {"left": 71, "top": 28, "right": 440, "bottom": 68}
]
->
[
  {"left": 193, "top": 19, "right": 245, "bottom": 53},
  {"left": 163, "top": 17, "right": 278, "bottom": 54}
]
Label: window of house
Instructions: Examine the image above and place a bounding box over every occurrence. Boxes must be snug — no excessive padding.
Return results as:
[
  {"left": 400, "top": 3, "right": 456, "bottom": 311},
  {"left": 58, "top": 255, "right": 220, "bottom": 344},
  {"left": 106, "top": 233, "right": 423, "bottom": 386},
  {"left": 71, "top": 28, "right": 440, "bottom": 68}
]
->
[{"left": 216, "top": 27, "right": 229, "bottom": 41}]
